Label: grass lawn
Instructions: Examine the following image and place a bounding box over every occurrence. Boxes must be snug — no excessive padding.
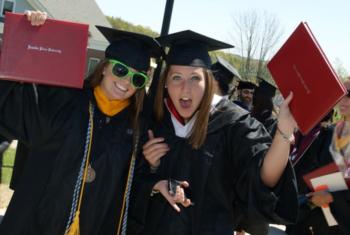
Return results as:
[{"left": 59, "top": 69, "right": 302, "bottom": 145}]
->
[{"left": 1, "top": 148, "right": 15, "bottom": 185}]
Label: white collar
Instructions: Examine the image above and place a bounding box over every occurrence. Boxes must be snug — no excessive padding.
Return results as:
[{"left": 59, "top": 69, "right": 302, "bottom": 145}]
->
[
  {"left": 211, "top": 94, "right": 227, "bottom": 112},
  {"left": 212, "top": 94, "right": 225, "bottom": 106},
  {"left": 164, "top": 99, "right": 198, "bottom": 138}
]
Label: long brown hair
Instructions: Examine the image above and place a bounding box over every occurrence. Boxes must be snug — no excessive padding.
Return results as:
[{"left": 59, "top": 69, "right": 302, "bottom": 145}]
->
[
  {"left": 86, "top": 58, "right": 146, "bottom": 130},
  {"left": 153, "top": 66, "right": 214, "bottom": 149}
]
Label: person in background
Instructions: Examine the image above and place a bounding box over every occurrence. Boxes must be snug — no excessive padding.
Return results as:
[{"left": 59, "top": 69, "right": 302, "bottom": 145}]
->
[
  {"left": 251, "top": 78, "right": 278, "bottom": 136},
  {"left": 0, "top": 11, "right": 162, "bottom": 235},
  {"left": 285, "top": 108, "right": 348, "bottom": 235},
  {"left": 325, "top": 80, "right": 350, "bottom": 233},
  {"left": 235, "top": 78, "right": 278, "bottom": 235},
  {"left": 211, "top": 56, "right": 241, "bottom": 98},
  {"left": 129, "top": 30, "right": 298, "bottom": 235},
  {"left": 234, "top": 81, "right": 256, "bottom": 111}
]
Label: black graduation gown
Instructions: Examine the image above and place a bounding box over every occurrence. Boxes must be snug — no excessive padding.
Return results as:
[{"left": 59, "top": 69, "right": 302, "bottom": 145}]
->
[
  {"left": 233, "top": 100, "right": 250, "bottom": 111},
  {"left": 286, "top": 125, "right": 349, "bottom": 235},
  {"left": 0, "top": 81, "right": 135, "bottom": 235},
  {"left": 0, "top": 134, "right": 10, "bottom": 154},
  {"left": 9, "top": 141, "right": 29, "bottom": 190},
  {"left": 330, "top": 189, "right": 350, "bottom": 233},
  {"left": 129, "top": 99, "right": 298, "bottom": 235},
  {"left": 252, "top": 109, "right": 277, "bottom": 137}
]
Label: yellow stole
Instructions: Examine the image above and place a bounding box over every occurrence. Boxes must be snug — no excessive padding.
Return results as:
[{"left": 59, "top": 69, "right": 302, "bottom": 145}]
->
[
  {"left": 93, "top": 86, "right": 130, "bottom": 116},
  {"left": 334, "top": 122, "right": 350, "bottom": 151}
]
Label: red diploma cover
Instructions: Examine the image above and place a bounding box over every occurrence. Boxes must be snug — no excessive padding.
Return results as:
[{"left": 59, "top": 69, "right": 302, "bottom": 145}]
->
[
  {"left": 268, "top": 22, "right": 346, "bottom": 134},
  {"left": 0, "top": 12, "right": 89, "bottom": 88},
  {"left": 303, "top": 162, "right": 350, "bottom": 191}
]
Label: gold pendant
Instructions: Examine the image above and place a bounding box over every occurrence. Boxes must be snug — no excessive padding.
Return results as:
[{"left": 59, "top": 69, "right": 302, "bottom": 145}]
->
[{"left": 86, "top": 164, "right": 96, "bottom": 183}]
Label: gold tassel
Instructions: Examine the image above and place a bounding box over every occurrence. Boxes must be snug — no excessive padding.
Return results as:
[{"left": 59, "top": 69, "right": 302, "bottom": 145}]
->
[{"left": 65, "top": 211, "right": 80, "bottom": 235}]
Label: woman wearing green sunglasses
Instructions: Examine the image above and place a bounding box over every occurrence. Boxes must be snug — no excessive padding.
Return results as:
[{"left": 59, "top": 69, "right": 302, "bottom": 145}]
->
[
  {"left": 0, "top": 11, "right": 162, "bottom": 235},
  {"left": 108, "top": 59, "right": 150, "bottom": 89}
]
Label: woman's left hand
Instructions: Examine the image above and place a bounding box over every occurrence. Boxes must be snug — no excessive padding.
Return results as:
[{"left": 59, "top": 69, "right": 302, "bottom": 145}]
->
[
  {"left": 153, "top": 180, "right": 192, "bottom": 212},
  {"left": 308, "top": 190, "right": 334, "bottom": 207},
  {"left": 277, "top": 92, "right": 297, "bottom": 138}
]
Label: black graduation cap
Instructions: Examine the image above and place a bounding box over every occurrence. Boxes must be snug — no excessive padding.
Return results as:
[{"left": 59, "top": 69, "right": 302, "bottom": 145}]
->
[
  {"left": 237, "top": 81, "right": 256, "bottom": 90},
  {"left": 96, "top": 25, "right": 162, "bottom": 72},
  {"left": 157, "top": 30, "right": 233, "bottom": 68},
  {"left": 211, "top": 57, "right": 240, "bottom": 95},
  {"left": 211, "top": 56, "right": 241, "bottom": 79},
  {"left": 256, "top": 77, "right": 277, "bottom": 97}
]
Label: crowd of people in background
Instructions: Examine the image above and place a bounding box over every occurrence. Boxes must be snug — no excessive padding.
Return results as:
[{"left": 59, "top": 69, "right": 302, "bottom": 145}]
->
[{"left": 0, "top": 10, "right": 349, "bottom": 235}]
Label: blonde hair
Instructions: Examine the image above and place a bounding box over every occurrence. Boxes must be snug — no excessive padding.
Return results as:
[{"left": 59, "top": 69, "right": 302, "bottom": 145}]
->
[{"left": 153, "top": 66, "right": 214, "bottom": 149}]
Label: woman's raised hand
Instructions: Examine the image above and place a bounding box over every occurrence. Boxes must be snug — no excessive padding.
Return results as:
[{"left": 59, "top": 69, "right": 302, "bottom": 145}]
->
[
  {"left": 277, "top": 92, "right": 298, "bottom": 140},
  {"left": 24, "top": 10, "right": 47, "bottom": 26}
]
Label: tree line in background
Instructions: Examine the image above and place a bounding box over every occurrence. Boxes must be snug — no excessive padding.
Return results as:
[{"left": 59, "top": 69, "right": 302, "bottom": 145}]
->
[
  {"left": 107, "top": 16, "right": 159, "bottom": 38},
  {"left": 106, "top": 11, "right": 349, "bottom": 85}
]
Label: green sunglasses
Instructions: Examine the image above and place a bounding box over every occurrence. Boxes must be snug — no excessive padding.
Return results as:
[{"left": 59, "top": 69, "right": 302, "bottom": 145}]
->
[{"left": 108, "top": 59, "right": 149, "bottom": 89}]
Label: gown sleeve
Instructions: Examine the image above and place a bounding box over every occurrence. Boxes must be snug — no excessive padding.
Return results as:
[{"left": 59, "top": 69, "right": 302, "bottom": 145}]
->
[
  {"left": 0, "top": 134, "right": 10, "bottom": 153},
  {"left": 330, "top": 189, "right": 350, "bottom": 232},
  {"left": 0, "top": 80, "right": 76, "bottom": 147},
  {"left": 230, "top": 114, "right": 298, "bottom": 225}
]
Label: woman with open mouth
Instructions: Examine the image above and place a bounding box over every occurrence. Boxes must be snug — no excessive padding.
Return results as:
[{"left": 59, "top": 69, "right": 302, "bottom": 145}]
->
[{"left": 129, "top": 30, "right": 298, "bottom": 235}]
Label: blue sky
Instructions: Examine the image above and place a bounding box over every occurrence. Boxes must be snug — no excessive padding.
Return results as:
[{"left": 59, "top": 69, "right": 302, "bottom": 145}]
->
[{"left": 96, "top": 0, "right": 350, "bottom": 73}]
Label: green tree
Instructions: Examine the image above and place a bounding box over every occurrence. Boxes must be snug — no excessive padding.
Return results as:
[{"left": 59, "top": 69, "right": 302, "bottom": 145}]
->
[
  {"left": 106, "top": 16, "right": 159, "bottom": 37},
  {"left": 333, "top": 58, "right": 349, "bottom": 81}
]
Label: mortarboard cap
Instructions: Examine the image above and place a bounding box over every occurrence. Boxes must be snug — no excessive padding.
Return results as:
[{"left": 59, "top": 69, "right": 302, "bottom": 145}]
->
[
  {"left": 256, "top": 76, "right": 277, "bottom": 97},
  {"left": 157, "top": 30, "right": 233, "bottom": 68},
  {"left": 237, "top": 81, "right": 256, "bottom": 90},
  {"left": 211, "top": 57, "right": 240, "bottom": 95},
  {"left": 96, "top": 26, "right": 162, "bottom": 72},
  {"left": 211, "top": 56, "right": 241, "bottom": 79}
]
